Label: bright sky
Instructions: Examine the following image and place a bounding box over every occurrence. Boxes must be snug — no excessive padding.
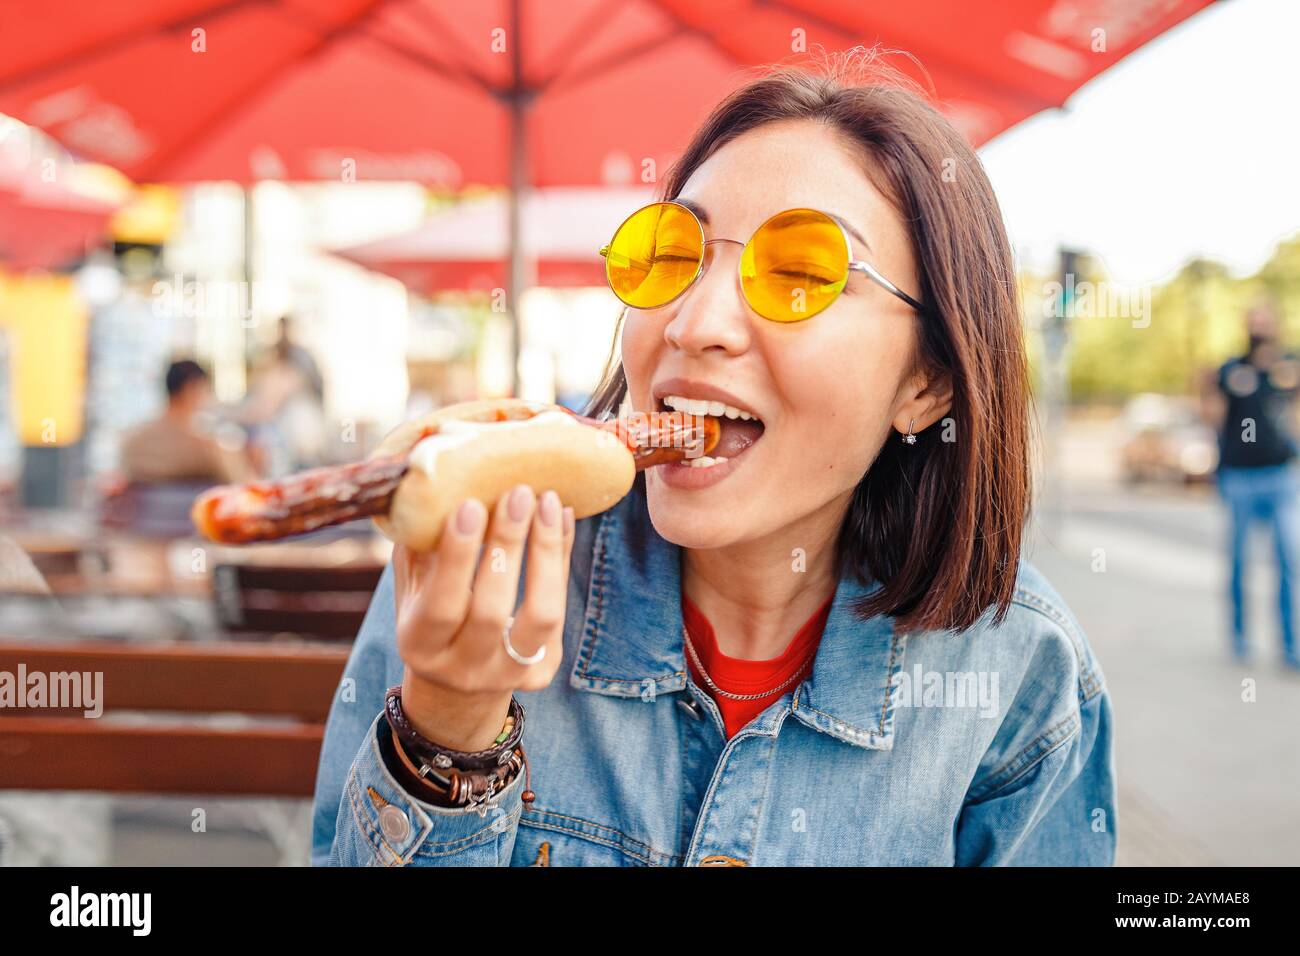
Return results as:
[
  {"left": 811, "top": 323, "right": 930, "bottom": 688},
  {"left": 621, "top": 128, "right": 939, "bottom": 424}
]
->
[{"left": 979, "top": 0, "right": 1300, "bottom": 287}]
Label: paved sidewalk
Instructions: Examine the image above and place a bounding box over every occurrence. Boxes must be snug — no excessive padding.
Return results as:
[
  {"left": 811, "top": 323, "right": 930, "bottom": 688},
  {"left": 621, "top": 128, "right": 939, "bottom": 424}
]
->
[{"left": 1031, "top": 473, "right": 1300, "bottom": 866}]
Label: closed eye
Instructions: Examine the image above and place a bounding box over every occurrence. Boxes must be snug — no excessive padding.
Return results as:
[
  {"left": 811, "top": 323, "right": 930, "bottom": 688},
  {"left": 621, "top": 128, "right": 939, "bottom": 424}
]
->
[{"left": 772, "top": 268, "right": 840, "bottom": 286}]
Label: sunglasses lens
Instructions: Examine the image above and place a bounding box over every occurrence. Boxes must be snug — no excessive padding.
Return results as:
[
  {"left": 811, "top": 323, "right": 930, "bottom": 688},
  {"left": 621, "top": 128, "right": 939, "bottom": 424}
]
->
[
  {"left": 740, "top": 209, "right": 849, "bottom": 322},
  {"left": 604, "top": 203, "right": 703, "bottom": 309}
]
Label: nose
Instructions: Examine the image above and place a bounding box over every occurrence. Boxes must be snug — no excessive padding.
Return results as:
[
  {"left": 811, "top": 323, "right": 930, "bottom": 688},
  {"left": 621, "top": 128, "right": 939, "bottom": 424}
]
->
[{"left": 663, "top": 239, "right": 752, "bottom": 357}]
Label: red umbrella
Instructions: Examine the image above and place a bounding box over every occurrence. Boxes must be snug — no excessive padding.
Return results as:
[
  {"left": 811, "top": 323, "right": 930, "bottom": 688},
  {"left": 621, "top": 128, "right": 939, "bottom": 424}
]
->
[
  {"left": 333, "top": 187, "right": 654, "bottom": 294},
  {"left": 0, "top": 1, "right": 1216, "bottom": 184},
  {"left": 0, "top": 0, "right": 1217, "bottom": 382},
  {"left": 0, "top": 140, "right": 122, "bottom": 270}
]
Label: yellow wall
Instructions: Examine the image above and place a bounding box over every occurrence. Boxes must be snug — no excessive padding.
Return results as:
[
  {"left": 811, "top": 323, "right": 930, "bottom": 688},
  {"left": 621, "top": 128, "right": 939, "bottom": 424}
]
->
[{"left": 0, "top": 272, "right": 88, "bottom": 446}]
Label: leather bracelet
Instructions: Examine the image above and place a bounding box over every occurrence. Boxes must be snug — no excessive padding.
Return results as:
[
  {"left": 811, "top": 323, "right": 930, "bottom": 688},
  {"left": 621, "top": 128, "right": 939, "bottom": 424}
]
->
[
  {"left": 388, "top": 719, "right": 521, "bottom": 793},
  {"left": 385, "top": 685, "right": 525, "bottom": 773},
  {"left": 378, "top": 708, "right": 527, "bottom": 809},
  {"left": 378, "top": 715, "right": 460, "bottom": 808},
  {"left": 388, "top": 722, "right": 523, "bottom": 810}
]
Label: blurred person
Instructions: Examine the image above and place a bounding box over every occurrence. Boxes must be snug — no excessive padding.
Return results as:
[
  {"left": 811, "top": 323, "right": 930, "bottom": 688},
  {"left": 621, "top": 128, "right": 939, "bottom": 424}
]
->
[
  {"left": 239, "top": 316, "right": 327, "bottom": 475},
  {"left": 1203, "top": 303, "right": 1300, "bottom": 667},
  {"left": 312, "top": 57, "right": 1115, "bottom": 866},
  {"left": 119, "top": 359, "right": 257, "bottom": 485}
]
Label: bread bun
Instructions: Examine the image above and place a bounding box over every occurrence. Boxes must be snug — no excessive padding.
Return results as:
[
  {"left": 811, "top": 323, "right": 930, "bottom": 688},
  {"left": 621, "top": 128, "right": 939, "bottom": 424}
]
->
[{"left": 372, "top": 398, "right": 635, "bottom": 551}]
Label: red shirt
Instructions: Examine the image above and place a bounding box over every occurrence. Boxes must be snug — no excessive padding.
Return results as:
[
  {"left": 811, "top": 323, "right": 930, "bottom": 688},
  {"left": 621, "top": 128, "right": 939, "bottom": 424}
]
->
[{"left": 682, "top": 592, "right": 834, "bottom": 740}]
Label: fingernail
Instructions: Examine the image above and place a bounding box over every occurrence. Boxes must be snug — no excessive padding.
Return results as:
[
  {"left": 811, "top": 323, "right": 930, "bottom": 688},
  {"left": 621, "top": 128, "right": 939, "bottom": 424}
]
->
[
  {"left": 456, "top": 499, "right": 484, "bottom": 535},
  {"left": 563, "top": 507, "right": 575, "bottom": 535},
  {"left": 508, "top": 484, "right": 532, "bottom": 522},
  {"left": 540, "top": 490, "right": 560, "bottom": 527}
]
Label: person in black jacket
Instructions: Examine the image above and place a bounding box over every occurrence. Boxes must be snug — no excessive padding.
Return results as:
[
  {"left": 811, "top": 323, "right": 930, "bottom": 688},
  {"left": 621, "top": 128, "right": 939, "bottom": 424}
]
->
[{"left": 1204, "top": 302, "right": 1300, "bottom": 667}]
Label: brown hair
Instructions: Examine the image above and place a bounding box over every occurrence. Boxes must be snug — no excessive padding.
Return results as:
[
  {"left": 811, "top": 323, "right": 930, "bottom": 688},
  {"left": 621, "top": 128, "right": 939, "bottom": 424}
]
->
[{"left": 584, "top": 50, "right": 1032, "bottom": 633}]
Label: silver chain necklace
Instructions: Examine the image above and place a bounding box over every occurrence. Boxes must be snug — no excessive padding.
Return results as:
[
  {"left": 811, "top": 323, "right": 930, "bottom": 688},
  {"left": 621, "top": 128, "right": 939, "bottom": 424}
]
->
[{"left": 682, "top": 625, "right": 813, "bottom": 702}]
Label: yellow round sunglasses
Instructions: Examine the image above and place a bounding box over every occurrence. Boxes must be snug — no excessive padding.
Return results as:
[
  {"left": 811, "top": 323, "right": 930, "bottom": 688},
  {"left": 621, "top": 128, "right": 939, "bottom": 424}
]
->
[{"left": 599, "top": 200, "right": 926, "bottom": 323}]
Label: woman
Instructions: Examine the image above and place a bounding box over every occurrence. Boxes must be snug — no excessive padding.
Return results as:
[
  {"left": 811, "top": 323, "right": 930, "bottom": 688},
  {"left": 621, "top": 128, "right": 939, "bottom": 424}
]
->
[{"left": 312, "top": 56, "right": 1116, "bottom": 866}]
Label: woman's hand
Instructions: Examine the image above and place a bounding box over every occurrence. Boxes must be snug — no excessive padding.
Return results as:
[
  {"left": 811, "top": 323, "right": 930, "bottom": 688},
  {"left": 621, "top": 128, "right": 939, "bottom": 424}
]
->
[{"left": 393, "top": 485, "right": 575, "bottom": 752}]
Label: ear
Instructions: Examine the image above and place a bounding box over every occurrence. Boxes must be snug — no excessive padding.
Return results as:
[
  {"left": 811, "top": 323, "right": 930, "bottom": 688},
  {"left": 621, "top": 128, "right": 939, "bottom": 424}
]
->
[{"left": 891, "top": 366, "right": 954, "bottom": 439}]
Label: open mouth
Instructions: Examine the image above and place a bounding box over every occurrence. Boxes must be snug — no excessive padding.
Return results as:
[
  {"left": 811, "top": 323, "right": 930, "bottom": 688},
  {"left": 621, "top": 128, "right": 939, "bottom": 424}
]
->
[{"left": 657, "top": 393, "right": 766, "bottom": 468}]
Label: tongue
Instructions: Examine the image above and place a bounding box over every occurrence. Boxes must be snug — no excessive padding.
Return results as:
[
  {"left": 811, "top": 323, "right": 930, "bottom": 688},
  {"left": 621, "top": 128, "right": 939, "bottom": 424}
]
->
[{"left": 711, "top": 416, "right": 764, "bottom": 458}]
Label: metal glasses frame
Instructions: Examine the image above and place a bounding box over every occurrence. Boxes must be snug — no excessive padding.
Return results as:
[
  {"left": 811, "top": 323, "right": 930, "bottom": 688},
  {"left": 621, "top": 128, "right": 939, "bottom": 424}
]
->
[{"left": 599, "top": 200, "right": 927, "bottom": 320}]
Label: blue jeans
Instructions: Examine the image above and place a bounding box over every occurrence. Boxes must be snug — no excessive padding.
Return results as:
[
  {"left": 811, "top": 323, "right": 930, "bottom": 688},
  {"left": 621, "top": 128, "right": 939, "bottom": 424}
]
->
[{"left": 1218, "top": 463, "right": 1300, "bottom": 658}]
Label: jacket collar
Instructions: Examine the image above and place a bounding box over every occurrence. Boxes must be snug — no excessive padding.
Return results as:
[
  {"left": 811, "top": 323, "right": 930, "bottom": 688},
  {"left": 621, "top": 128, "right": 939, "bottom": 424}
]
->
[{"left": 568, "top": 479, "right": 906, "bottom": 750}]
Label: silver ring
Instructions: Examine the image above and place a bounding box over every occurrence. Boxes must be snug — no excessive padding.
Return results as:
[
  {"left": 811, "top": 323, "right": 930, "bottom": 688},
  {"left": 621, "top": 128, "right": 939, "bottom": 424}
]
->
[{"left": 502, "top": 615, "right": 545, "bottom": 666}]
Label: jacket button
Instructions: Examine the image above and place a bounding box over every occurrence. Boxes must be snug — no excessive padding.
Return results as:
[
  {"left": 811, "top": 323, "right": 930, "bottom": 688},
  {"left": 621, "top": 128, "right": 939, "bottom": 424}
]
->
[
  {"left": 378, "top": 805, "right": 411, "bottom": 843},
  {"left": 677, "top": 696, "right": 702, "bottom": 720}
]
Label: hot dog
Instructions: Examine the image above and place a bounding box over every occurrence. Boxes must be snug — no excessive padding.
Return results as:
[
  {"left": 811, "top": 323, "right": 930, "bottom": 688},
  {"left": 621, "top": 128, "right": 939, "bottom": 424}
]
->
[{"left": 190, "top": 399, "right": 719, "bottom": 549}]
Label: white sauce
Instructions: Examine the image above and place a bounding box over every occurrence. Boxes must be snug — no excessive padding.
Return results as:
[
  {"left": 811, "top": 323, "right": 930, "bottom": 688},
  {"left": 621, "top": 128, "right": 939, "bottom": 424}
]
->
[{"left": 408, "top": 409, "right": 580, "bottom": 479}]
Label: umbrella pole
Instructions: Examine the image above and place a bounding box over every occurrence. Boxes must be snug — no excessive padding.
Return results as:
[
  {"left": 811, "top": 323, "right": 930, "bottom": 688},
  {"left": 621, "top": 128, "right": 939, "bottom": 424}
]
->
[{"left": 507, "top": 0, "right": 524, "bottom": 397}]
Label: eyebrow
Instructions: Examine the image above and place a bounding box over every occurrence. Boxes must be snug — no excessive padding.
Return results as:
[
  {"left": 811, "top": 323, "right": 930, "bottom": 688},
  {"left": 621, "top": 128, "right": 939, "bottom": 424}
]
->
[
  {"left": 676, "top": 197, "right": 710, "bottom": 224},
  {"left": 674, "top": 198, "right": 873, "bottom": 253},
  {"left": 829, "top": 214, "right": 873, "bottom": 254}
]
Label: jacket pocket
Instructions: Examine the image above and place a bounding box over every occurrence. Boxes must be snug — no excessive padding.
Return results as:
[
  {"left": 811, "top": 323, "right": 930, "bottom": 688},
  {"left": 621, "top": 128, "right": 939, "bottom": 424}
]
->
[{"left": 518, "top": 810, "right": 678, "bottom": 866}]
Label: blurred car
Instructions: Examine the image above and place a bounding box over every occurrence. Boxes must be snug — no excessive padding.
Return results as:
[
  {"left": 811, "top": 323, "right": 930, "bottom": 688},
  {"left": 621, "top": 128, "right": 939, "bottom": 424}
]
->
[{"left": 1118, "top": 393, "right": 1218, "bottom": 484}]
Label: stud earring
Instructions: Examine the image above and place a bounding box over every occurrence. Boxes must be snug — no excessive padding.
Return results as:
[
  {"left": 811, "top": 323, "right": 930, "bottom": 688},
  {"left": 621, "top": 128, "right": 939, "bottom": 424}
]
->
[{"left": 902, "top": 419, "right": 917, "bottom": 445}]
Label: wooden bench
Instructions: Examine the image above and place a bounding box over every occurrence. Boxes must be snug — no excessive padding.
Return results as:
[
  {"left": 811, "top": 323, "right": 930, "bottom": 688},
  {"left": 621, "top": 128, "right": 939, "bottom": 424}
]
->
[
  {"left": 212, "top": 563, "right": 384, "bottom": 641},
  {"left": 0, "top": 640, "right": 349, "bottom": 797}
]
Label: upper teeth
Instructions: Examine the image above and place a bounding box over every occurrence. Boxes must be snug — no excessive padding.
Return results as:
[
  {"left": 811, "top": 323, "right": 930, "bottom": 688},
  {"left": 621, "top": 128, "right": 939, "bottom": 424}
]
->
[{"left": 662, "top": 394, "right": 757, "bottom": 421}]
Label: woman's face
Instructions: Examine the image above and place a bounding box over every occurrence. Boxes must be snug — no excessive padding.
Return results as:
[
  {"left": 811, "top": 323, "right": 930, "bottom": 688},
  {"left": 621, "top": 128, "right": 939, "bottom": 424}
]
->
[{"left": 621, "top": 118, "right": 936, "bottom": 551}]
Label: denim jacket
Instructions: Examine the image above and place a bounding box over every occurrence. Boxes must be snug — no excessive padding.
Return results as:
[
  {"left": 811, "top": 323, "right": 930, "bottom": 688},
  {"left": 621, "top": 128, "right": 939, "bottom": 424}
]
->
[{"left": 312, "top": 479, "right": 1116, "bottom": 866}]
